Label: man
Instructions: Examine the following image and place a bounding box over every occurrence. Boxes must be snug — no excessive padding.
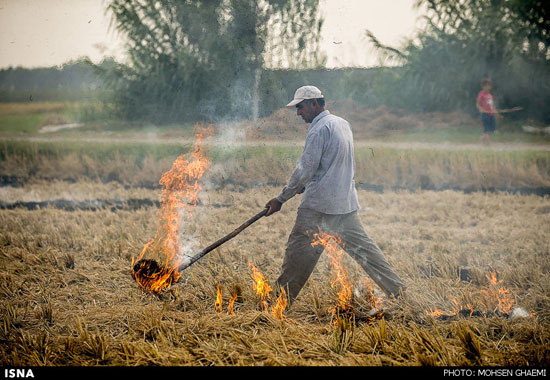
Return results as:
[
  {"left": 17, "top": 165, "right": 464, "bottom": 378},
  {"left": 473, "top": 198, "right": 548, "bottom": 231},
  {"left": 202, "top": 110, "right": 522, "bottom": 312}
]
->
[{"left": 265, "top": 85, "right": 406, "bottom": 305}]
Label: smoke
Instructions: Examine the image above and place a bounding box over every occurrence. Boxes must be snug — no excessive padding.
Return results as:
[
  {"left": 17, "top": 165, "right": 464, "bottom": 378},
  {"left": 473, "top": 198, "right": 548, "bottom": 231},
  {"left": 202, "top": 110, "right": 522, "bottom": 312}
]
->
[
  {"left": 172, "top": 76, "right": 264, "bottom": 261},
  {"left": 177, "top": 231, "right": 201, "bottom": 267}
]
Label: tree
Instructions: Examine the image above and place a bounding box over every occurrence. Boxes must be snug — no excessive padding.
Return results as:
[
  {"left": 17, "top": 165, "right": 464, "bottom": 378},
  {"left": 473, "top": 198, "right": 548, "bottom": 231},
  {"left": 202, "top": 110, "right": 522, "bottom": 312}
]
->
[
  {"left": 101, "top": 0, "right": 324, "bottom": 123},
  {"left": 366, "top": 0, "right": 550, "bottom": 122}
]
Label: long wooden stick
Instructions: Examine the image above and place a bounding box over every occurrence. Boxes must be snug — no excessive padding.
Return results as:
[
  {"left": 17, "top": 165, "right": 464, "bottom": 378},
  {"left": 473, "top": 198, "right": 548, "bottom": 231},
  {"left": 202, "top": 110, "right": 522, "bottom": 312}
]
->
[
  {"left": 176, "top": 207, "right": 269, "bottom": 273},
  {"left": 496, "top": 106, "right": 523, "bottom": 114}
]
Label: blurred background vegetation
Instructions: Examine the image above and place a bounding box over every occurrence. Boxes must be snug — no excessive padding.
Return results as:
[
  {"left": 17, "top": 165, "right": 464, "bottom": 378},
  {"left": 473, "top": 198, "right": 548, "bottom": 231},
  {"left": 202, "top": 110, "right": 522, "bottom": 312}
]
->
[{"left": 0, "top": 0, "right": 549, "bottom": 125}]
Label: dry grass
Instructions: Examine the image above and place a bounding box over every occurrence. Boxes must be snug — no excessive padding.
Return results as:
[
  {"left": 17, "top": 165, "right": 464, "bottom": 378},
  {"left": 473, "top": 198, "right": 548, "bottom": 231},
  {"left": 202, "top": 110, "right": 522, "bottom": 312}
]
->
[
  {"left": 1, "top": 184, "right": 549, "bottom": 366},
  {"left": 0, "top": 102, "right": 69, "bottom": 116},
  {"left": 0, "top": 180, "right": 157, "bottom": 203},
  {"left": 354, "top": 148, "right": 550, "bottom": 191},
  {"left": 244, "top": 100, "right": 479, "bottom": 140},
  {"left": 2, "top": 143, "right": 548, "bottom": 193}
]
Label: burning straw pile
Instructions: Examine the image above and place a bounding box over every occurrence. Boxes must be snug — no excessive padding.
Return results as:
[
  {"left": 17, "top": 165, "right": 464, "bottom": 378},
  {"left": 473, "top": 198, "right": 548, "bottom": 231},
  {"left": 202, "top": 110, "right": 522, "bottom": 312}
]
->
[
  {"left": 311, "top": 230, "right": 384, "bottom": 326},
  {"left": 128, "top": 125, "right": 293, "bottom": 321},
  {"left": 425, "top": 270, "right": 530, "bottom": 321},
  {"left": 132, "top": 127, "right": 212, "bottom": 294}
]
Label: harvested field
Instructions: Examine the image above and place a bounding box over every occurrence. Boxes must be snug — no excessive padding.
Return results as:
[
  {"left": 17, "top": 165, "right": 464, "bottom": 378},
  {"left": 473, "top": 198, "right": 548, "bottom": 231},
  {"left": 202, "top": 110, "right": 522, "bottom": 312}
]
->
[
  {"left": 1, "top": 141, "right": 549, "bottom": 194},
  {"left": 1, "top": 182, "right": 549, "bottom": 366},
  {"left": 0, "top": 119, "right": 549, "bottom": 367}
]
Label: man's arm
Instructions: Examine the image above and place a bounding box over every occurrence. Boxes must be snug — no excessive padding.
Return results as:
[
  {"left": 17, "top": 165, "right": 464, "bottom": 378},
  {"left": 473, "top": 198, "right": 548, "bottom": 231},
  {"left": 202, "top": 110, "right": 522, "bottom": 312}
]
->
[{"left": 265, "top": 131, "right": 324, "bottom": 216}]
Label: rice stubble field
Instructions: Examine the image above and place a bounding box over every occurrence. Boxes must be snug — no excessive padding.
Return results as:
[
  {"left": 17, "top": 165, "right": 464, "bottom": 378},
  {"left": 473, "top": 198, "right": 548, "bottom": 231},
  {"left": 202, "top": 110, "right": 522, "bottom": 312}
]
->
[
  {"left": 0, "top": 107, "right": 549, "bottom": 366},
  {"left": 1, "top": 147, "right": 549, "bottom": 367}
]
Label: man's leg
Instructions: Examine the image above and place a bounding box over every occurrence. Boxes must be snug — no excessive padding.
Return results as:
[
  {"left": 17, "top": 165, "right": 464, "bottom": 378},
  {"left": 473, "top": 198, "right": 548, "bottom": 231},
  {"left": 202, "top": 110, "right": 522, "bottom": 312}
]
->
[
  {"left": 338, "top": 211, "right": 406, "bottom": 298},
  {"left": 275, "top": 208, "right": 325, "bottom": 304}
]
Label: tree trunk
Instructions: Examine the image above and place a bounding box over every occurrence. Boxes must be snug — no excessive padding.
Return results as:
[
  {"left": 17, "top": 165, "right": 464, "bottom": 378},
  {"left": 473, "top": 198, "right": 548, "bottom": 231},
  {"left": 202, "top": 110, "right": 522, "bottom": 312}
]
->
[{"left": 252, "top": 66, "right": 261, "bottom": 121}]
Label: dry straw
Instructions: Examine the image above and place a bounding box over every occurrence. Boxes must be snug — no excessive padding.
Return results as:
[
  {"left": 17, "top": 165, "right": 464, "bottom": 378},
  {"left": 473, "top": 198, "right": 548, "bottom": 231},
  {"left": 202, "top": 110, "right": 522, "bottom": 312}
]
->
[{"left": 1, "top": 183, "right": 549, "bottom": 365}]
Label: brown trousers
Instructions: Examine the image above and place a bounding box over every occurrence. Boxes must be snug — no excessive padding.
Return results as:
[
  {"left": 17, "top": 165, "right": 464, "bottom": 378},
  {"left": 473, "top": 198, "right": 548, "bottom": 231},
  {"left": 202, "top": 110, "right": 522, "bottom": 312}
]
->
[{"left": 275, "top": 208, "right": 406, "bottom": 304}]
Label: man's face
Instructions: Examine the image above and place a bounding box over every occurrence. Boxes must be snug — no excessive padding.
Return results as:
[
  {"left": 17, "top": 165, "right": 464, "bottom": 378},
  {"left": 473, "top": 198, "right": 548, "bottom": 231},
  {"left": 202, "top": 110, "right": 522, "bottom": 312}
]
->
[{"left": 296, "top": 99, "right": 319, "bottom": 123}]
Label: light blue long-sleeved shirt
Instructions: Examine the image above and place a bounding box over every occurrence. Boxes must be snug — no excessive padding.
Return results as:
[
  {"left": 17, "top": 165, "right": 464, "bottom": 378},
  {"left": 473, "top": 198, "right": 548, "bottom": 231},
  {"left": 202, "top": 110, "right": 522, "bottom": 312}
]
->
[{"left": 276, "top": 110, "right": 360, "bottom": 215}]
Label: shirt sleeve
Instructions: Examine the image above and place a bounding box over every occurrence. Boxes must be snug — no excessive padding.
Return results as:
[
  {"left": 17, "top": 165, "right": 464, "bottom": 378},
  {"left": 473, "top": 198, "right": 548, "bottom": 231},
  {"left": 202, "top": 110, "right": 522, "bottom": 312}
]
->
[{"left": 276, "top": 130, "right": 324, "bottom": 203}]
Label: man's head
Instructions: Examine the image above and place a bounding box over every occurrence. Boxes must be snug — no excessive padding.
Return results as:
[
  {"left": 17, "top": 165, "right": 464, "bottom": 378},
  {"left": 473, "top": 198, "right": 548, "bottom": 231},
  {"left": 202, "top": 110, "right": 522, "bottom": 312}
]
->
[
  {"left": 286, "top": 85, "right": 325, "bottom": 123},
  {"left": 481, "top": 78, "right": 492, "bottom": 92}
]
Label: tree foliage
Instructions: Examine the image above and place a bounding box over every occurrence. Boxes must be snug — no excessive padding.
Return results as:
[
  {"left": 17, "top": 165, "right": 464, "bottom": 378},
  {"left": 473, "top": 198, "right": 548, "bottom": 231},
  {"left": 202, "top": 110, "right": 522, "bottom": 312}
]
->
[
  {"left": 100, "top": 0, "right": 324, "bottom": 123},
  {"left": 0, "top": 59, "right": 104, "bottom": 102},
  {"left": 367, "top": 0, "right": 550, "bottom": 122}
]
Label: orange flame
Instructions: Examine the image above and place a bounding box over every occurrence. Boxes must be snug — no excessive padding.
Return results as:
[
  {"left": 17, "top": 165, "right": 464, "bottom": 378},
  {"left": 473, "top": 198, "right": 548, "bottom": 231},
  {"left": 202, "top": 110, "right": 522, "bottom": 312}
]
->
[
  {"left": 425, "top": 270, "right": 517, "bottom": 318},
  {"left": 483, "top": 270, "right": 515, "bottom": 315},
  {"left": 228, "top": 288, "right": 239, "bottom": 316},
  {"left": 360, "top": 278, "right": 384, "bottom": 310},
  {"left": 311, "top": 229, "right": 354, "bottom": 322},
  {"left": 132, "top": 126, "right": 213, "bottom": 294},
  {"left": 249, "top": 262, "right": 272, "bottom": 312},
  {"left": 215, "top": 284, "right": 223, "bottom": 313},
  {"left": 425, "top": 307, "right": 446, "bottom": 318},
  {"left": 247, "top": 264, "right": 287, "bottom": 319},
  {"left": 271, "top": 287, "right": 288, "bottom": 320}
]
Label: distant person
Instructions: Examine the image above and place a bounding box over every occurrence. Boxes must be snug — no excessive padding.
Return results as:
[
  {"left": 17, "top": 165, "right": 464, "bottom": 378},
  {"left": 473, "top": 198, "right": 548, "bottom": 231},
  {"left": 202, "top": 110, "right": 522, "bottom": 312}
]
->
[
  {"left": 264, "top": 85, "right": 406, "bottom": 306},
  {"left": 476, "top": 78, "right": 497, "bottom": 145}
]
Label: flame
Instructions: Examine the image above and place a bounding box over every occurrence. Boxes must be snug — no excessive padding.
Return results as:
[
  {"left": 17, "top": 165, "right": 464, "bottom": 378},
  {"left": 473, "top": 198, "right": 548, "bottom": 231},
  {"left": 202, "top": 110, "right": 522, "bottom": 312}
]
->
[
  {"left": 360, "top": 278, "right": 384, "bottom": 310},
  {"left": 131, "top": 254, "right": 179, "bottom": 295},
  {"left": 311, "top": 229, "right": 354, "bottom": 323},
  {"left": 427, "top": 294, "right": 484, "bottom": 318},
  {"left": 426, "top": 308, "right": 446, "bottom": 318},
  {"left": 483, "top": 270, "right": 515, "bottom": 315},
  {"left": 249, "top": 262, "right": 272, "bottom": 312},
  {"left": 451, "top": 297, "right": 462, "bottom": 315},
  {"left": 132, "top": 126, "right": 213, "bottom": 294},
  {"left": 228, "top": 288, "right": 239, "bottom": 316},
  {"left": 425, "top": 270, "right": 517, "bottom": 318},
  {"left": 247, "top": 264, "right": 288, "bottom": 319},
  {"left": 215, "top": 284, "right": 223, "bottom": 313},
  {"left": 425, "top": 297, "right": 463, "bottom": 318},
  {"left": 271, "top": 287, "right": 288, "bottom": 320}
]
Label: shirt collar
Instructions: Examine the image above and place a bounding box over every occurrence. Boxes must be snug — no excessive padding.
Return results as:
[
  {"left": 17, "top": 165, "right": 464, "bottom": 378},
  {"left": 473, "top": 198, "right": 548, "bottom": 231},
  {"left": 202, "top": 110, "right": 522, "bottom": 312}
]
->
[{"left": 311, "top": 110, "right": 330, "bottom": 127}]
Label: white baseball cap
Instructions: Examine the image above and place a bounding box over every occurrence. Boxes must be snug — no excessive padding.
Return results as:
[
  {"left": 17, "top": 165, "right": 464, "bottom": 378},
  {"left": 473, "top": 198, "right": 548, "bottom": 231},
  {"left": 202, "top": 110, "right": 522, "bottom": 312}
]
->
[{"left": 286, "top": 85, "right": 324, "bottom": 107}]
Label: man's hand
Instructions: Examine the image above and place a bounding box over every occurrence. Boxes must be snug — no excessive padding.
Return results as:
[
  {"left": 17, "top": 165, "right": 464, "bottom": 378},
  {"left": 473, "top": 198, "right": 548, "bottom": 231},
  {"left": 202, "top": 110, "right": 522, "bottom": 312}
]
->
[{"left": 265, "top": 198, "right": 282, "bottom": 216}]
